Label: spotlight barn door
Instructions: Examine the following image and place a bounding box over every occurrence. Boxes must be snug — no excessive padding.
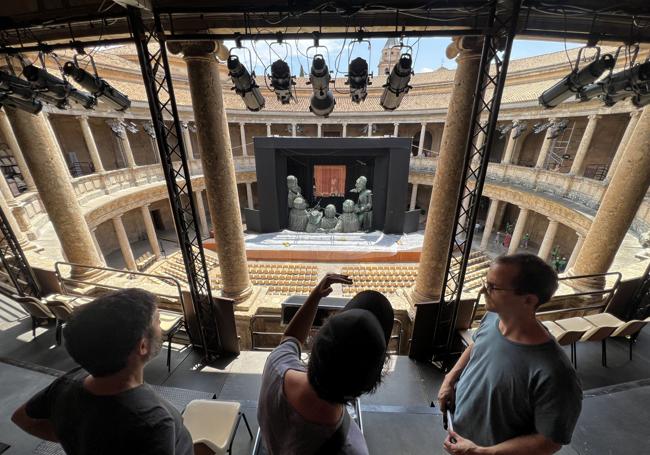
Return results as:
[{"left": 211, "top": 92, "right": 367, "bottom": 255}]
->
[
  {"left": 128, "top": 8, "right": 238, "bottom": 357},
  {"left": 409, "top": 0, "right": 521, "bottom": 365}
]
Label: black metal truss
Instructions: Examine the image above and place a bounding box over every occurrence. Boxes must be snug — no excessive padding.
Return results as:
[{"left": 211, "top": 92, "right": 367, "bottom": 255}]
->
[
  {"left": 128, "top": 8, "right": 222, "bottom": 356},
  {"left": 411, "top": 0, "right": 521, "bottom": 364},
  {"left": 0, "top": 207, "right": 40, "bottom": 297}
]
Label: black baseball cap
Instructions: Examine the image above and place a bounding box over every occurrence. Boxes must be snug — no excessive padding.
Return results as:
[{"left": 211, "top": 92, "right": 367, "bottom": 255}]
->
[{"left": 308, "top": 290, "right": 395, "bottom": 403}]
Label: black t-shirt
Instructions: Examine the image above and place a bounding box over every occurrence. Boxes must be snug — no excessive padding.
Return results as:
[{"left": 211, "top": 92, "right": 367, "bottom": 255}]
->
[{"left": 25, "top": 368, "right": 194, "bottom": 455}]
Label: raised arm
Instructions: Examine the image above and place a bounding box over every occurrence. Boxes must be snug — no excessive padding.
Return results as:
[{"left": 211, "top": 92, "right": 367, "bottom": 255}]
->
[{"left": 282, "top": 273, "right": 352, "bottom": 345}]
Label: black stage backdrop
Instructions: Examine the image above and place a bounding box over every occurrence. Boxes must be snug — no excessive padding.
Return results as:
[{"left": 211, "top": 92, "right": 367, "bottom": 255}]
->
[{"left": 253, "top": 137, "right": 411, "bottom": 234}]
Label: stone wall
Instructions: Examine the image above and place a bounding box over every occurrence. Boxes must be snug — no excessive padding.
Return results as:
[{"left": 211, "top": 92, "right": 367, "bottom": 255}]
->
[
  {"left": 49, "top": 114, "right": 92, "bottom": 170},
  {"left": 88, "top": 116, "right": 123, "bottom": 170}
]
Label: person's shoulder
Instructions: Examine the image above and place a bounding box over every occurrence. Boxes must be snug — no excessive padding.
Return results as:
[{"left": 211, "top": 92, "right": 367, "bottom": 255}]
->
[
  {"left": 115, "top": 385, "right": 179, "bottom": 425},
  {"left": 264, "top": 337, "right": 304, "bottom": 376},
  {"left": 342, "top": 422, "right": 369, "bottom": 455}
]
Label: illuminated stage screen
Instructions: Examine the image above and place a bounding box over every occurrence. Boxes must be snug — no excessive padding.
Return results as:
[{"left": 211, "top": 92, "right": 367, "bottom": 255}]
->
[{"left": 313, "top": 165, "right": 346, "bottom": 197}]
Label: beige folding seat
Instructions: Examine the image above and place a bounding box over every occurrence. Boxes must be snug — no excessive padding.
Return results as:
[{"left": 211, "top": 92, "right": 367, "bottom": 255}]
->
[
  {"left": 582, "top": 313, "right": 650, "bottom": 363},
  {"left": 542, "top": 321, "right": 585, "bottom": 368},
  {"left": 555, "top": 317, "right": 617, "bottom": 367}
]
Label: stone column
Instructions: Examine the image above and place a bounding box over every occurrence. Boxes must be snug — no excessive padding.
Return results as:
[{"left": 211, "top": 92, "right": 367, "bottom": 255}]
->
[
  {"left": 120, "top": 123, "right": 137, "bottom": 168},
  {"left": 566, "top": 234, "right": 585, "bottom": 270},
  {"left": 569, "top": 114, "right": 600, "bottom": 175},
  {"left": 90, "top": 228, "right": 106, "bottom": 266},
  {"left": 246, "top": 183, "right": 254, "bottom": 209},
  {"left": 393, "top": 122, "right": 399, "bottom": 137},
  {"left": 317, "top": 123, "right": 322, "bottom": 137},
  {"left": 417, "top": 122, "right": 427, "bottom": 156},
  {"left": 182, "top": 123, "right": 195, "bottom": 160},
  {"left": 42, "top": 113, "right": 73, "bottom": 180},
  {"left": 194, "top": 190, "right": 209, "bottom": 237},
  {"left": 112, "top": 215, "right": 137, "bottom": 271},
  {"left": 0, "top": 192, "right": 28, "bottom": 248},
  {"left": 409, "top": 183, "right": 418, "bottom": 211},
  {"left": 537, "top": 219, "right": 559, "bottom": 261},
  {"left": 291, "top": 123, "right": 297, "bottom": 137},
  {"left": 480, "top": 199, "right": 499, "bottom": 250},
  {"left": 501, "top": 125, "right": 518, "bottom": 164},
  {"left": 342, "top": 123, "right": 348, "bottom": 137},
  {"left": 508, "top": 208, "right": 529, "bottom": 255},
  {"left": 412, "top": 36, "right": 483, "bottom": 303},
  {"left": 171, "top": 41, "right": 252, "bottom": 301},
  {"left": 140, "top": 205, "right": 162, "bottom": 259},
  {"left": 266, "top": 122, "right": 272, "bottom": 136},
  {"left": 367, "top": 123, "right": 373, "bottom": 137},
  {"left": 535, "top": 118, "right": 557, "bottom": 169},
  {"left": 0, "top": 170, "right": 15, "bottom": 202},
  {"left": 0, "top": 109, "right": 36, "bottom": 191},
  {"left": 3, "top": 108, "right": 103, "bottom": 276},
  {"left": 239, "top": 122, "right": 248, "bottom": 156},
  {"left": 78, "top": 115, "right": 105, "bottom": 173},
  {"left": 570, "top": 107, "right": 650, "bottom": 276},
  {"left": 605, "top": 110, "right": 641, "bottom": 182}
]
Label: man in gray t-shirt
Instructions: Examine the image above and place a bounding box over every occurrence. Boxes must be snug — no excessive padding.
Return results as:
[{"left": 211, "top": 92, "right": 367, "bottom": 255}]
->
[{"left": 438, "top": 254, "right": 582, "bottom": 454}]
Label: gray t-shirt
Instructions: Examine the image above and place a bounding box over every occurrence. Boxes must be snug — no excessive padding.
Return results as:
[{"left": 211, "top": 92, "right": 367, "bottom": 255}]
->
[
  {"left": 257, "top": 337, "right": 369, "bottom": 455},
  {"left": 453, "top": 312, "right": 582, "bottom": 447}
]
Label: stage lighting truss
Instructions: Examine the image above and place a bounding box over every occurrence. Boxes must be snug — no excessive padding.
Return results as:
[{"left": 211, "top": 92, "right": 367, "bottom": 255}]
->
[
  {"left": 380, "top": 43, "right": 414, "bottom": 111},
  {"left": 539, "top": 46, "right": 615, "bottom": 109},
  {"left": 0, "top": 67, "right": 43, "bottom": 114},
  {"left": 24, "top": 52, "right": 97, "bottom": 110},
  {"left": 227, "top": 45, "right": 265, "bottom": 112},
  {"left": 63, "top": 52, "right": 131, "bottom": 111},
  {"left": 578, "top": 45, "right": 650, "bottom": 108},
  {"left": 345, "top": 37, "right": 372, "bottom": 104},
  {"left": 266, "top": 38, "right": 296, "bottom": 105},
  {"left": 306, "top": 41, "right": 335, "bottom": 117}
]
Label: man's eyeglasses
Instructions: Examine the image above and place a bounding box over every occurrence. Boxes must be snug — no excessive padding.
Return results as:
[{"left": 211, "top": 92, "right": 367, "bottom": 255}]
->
[{"left": 481, "top": 279, "right": 518, "bottom": 294}]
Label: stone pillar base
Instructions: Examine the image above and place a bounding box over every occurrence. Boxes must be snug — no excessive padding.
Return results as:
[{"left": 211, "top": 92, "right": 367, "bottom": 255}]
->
[
  {"left": 407, "top": 286, "right": 441, "bottom": 307},
  {"left": 221, "top": 283, "right": 254, "bottom": 305}
]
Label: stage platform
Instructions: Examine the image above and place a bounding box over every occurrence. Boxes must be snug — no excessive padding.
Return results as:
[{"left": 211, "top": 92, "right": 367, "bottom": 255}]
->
[{"left": 206, "top": 230, "right": 425, "bottom": 262}]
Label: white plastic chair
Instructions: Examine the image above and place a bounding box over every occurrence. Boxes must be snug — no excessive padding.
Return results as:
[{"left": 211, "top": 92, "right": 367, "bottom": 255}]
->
[{"left": 183, "top": 399, "right": 253, "bottom": 455}]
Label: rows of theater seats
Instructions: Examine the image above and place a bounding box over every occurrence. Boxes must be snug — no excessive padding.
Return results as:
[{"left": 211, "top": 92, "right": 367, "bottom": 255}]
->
[
  {"left": 248, "top": 263, "right": 318, "bottom": 295},
  {"left": 341, "top": 252, "right": 490, "bottom": 296}
]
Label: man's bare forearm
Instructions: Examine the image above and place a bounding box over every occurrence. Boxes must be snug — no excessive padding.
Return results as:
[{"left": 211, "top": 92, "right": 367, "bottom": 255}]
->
[
  {"left": 12, "top": 406, "right": 59, "bottom": 442},
  {"left": 475, "top": 433, "right": 561, "bottom": 455}
]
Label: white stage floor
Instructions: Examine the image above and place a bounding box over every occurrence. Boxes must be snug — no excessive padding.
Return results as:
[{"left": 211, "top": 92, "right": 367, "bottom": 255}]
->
[{"left": 243, "top": 230, "right": 425, "bottom": 252}]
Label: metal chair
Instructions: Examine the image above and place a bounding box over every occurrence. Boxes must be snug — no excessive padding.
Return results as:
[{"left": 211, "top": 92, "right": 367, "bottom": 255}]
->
[
  {"left": 160, "top": 309, "right": 184, "bottom": 372},
  {"left": 11, "top": 294, "right": 55, "bottom": 338}
]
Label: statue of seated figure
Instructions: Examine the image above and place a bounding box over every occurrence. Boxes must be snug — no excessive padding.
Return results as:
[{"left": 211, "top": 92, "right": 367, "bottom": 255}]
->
[
  {"left": 289, "top": 197, "right": 309, "bottom": 232},
  {"left": 351, "top": 176, "right": 373, "bottom": 231},
  {"left": 305, "top": 208, "right": 324, "bottom": 233},
  {"left": 333, "top": 199, "right": 360, "bottom": 233},
  {"left": 318, "top": 204, "right": 339, "bottom": 232}
]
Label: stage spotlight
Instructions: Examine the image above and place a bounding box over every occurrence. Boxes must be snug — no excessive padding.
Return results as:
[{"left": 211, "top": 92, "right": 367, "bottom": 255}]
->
[
  {"left": 226, "top": 55, "right": 265, "bottom": 112},
  {"left": 539, "top": 53, "right": 614, "bottom": 108},
  {"left": 380, "top": 53, "right": 413, "bottom": 110},
  {"left": 308, "top": 55, "right": 335, "bottom": 117},
  {"left": 632, "top": 88, "right": 650, "bottom": 108},
  {"left": 0, "top": 70, "right": 35, "bottom": 100},
  {"left": 24, "top": 65, "right": 96, "bottom": 110},
  {"left": 0, "top": 93, "right": 43, "bottom": 114},
  {"left": 347, "top": 57, "right": 370, "bottom": 104},
  {"left": 269, "top": 59, "right": 295, "bottom": 104},
  {"left": 63, "top": 61, "right": 130, "bottom": 111},
  {"left": 578, "top": 60, "right": 650, "bottom": 106}
]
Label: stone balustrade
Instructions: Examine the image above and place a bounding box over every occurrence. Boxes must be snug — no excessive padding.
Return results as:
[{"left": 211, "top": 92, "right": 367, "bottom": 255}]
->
[{"left": 11, "top": 153, "right": 650, "bottom": 241}]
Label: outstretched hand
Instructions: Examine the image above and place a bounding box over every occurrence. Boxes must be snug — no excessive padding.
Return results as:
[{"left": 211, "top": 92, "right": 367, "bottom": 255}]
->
[{"left": 311, "top": 273, "right": 353, "bottom": 299}]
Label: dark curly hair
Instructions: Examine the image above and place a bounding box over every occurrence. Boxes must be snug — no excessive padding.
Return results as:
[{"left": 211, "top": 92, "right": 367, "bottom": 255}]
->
[{"left": 63, "top": 288, "right": 158, "bottom": 377}]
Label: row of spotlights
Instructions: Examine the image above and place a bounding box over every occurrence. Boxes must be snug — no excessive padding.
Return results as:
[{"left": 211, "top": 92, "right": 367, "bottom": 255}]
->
[
  {"left": 0, "top": 60, "right": 130, "bottom": 114},
  {"left": 540, "top": 49, "right": 650, "bottom": 109},
  {"left": 228, "top": 53, "right": 413, "bottom": 116}
]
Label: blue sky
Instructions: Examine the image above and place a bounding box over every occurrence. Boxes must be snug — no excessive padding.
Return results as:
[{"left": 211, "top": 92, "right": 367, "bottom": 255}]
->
[{"left": 225, "top": 38, "right": 583, "bottom": 77}]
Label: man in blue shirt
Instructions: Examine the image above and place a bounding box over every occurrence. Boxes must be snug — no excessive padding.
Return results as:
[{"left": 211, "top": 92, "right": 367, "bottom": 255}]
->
[{"left": 438, "top": 254, "right": 582, "bottom": 455}]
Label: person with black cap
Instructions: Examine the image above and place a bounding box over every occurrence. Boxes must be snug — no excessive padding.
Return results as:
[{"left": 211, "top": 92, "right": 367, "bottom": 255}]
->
[{"left": 257, "top": 273, "right": 394, "bottom": 455}]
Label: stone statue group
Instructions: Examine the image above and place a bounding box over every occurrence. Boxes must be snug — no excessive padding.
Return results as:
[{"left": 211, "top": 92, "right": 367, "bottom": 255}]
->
[{"left": 287, "top": 175, "right": 373, "bottom": 233}]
